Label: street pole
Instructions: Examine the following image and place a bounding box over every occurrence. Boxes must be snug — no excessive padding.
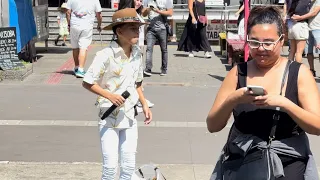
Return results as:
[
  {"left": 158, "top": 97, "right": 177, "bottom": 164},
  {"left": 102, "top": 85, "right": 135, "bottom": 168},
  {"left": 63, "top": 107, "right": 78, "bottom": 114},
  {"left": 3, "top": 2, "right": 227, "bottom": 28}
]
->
[{"left": 244, "top": 0, "right": 249, "bottom": 62}]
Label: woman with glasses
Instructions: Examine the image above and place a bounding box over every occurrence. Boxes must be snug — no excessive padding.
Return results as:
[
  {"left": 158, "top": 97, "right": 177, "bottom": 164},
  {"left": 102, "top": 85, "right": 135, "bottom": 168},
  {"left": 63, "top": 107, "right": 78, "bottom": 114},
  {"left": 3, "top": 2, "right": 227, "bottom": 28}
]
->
[{"left": 207, "top": 6, "right": 320, "bottom": 180}]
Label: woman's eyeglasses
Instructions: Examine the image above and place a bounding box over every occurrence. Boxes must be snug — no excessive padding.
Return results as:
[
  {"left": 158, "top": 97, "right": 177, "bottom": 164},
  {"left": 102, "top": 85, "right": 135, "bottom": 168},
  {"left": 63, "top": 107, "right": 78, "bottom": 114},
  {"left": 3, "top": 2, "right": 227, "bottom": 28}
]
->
[{"left": 247, "top": 35, "right": 283, "bottom": 51}]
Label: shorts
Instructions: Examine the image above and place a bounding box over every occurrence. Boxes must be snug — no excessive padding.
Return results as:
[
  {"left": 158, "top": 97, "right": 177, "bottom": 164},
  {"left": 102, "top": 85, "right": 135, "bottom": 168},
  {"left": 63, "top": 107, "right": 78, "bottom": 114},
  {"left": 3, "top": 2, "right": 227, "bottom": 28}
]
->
[
  {"left": 287, "top": 20, "right": 309, "bottom": 40},
  {"left": 70, "top": 26, "right": 93, "bottom": 49},
  {"left": 305, "top": 30, "right": 320, "bottom": 54},
  {"left": 59, "top": 26, "right": 69, "bottom": 36}
]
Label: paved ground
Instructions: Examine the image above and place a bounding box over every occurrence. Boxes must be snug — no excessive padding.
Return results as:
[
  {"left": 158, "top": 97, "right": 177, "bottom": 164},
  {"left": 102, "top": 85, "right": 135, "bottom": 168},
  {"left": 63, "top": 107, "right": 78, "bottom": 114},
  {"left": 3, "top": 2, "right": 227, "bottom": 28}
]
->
[{"left": 0, "top": 43, "right": 320, "bottom": 179}]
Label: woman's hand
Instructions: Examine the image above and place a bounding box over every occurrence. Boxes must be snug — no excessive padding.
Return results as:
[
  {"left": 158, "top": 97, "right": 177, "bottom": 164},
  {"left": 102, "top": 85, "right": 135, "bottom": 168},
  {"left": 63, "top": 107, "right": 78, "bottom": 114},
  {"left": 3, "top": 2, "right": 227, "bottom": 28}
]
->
[
  {"left": 229, "top": 87, "right": 257, "bottom": 105},
  {"left": 291, "top": 14, "right": 302, "bottom": 21},
  {"left": 253, "top": 94, "right": 289, "bottom": 108},
  {"left": 143, "top": 105, "right": 152, "bottom": 125},
  {"left": 107, "top": 94, "right": 125, "bottom": 106},
  {"left": 192, "top": 17, "right": 197, "bottom": 24}
]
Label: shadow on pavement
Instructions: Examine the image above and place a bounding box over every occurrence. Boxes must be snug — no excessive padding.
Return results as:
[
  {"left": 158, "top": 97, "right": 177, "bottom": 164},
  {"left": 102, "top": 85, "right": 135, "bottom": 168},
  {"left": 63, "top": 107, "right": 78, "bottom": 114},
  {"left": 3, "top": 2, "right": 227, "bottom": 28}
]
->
[
  {"left": 173, "top": 53, "right": 215, "bottom": 59},
  {"left": 208, "top": 74, "right": 225, "bottom": 82},
  {"left": 173, "top": 53, "right": 189, "bottom": 58},
  {"left": 36, "top": 47, "right": 72, "bottom": 54},
  {"left": 56, "top": 70, "right": 75, "bottom": 76},
  {"left": 213, "top": 51, "right": 232, "bottom": 71}
]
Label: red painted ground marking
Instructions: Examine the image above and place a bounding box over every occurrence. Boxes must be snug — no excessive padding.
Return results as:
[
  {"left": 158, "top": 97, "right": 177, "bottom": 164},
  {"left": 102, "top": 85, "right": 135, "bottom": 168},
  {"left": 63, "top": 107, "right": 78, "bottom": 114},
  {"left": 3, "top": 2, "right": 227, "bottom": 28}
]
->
[
  {"left": 45, "top": 57, "right": 74, "bottom": 85},
  {"left": 45, "top": 46, "right": 93, "bottom": 85}
]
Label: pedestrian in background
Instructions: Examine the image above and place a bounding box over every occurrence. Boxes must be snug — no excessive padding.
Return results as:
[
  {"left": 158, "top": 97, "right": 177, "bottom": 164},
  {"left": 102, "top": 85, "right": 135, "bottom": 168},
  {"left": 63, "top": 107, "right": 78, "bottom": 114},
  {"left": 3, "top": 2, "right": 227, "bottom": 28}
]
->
[
  {"left": 142, "top": 0, "right": 173, "bottom": 76},
  {"left": 66, "top": 0, "right": 102, "bottom": 78},
  {"left": 292, "top": 0, "right": 320, "bottom": 77},
  {"left": 284, "top": 0, "right": 311, "bottom": 62},
  {"left": 55, "top": 3, "right": 69, "bottom": 46},
  {"left": 177, "top": 0, "right": 212, "bottom": 58}
]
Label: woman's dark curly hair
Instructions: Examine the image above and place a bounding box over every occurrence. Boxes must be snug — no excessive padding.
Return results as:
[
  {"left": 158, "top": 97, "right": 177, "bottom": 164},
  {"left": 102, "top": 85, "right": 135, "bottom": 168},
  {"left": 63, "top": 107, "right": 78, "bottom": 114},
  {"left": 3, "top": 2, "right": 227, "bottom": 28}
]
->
[{"left": 247, "top": 6, "right": 285, "bottom": 37}]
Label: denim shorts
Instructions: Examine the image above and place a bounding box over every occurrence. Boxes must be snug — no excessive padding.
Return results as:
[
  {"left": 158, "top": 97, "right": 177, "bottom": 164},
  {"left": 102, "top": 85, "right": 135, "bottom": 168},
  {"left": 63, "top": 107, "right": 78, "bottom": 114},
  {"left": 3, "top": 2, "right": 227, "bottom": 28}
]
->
[{"left": 306, "top": 30, "right": 320, "bottom": 54}]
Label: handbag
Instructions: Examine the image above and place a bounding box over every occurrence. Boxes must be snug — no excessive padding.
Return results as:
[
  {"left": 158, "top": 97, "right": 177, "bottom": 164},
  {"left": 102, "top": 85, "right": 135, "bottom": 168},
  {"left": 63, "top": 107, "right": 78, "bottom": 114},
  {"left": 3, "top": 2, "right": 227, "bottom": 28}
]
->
[
  {"left": 217, "top": 60, "right": 292, "bottom": 180},
  {"left": 161, "top": 15, "right": 173, "bottom": 36},
  {"left": 194, "top": 0, "right": 208, "bottom": 24}
]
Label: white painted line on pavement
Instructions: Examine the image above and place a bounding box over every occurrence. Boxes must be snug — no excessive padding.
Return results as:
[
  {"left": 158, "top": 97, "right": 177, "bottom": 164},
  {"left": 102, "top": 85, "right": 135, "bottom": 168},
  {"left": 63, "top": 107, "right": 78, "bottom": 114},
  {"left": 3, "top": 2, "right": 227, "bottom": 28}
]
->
[
  {"left": 0, "top": 161, "right": 319, "bottom": 174},
  {"left": 0, "top": 120, "right": 234, "bottom": 128}
]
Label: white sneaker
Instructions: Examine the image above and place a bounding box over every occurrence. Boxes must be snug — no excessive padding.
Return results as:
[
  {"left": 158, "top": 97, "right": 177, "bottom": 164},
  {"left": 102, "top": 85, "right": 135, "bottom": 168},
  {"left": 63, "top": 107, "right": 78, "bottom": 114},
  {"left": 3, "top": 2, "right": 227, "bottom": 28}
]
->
[
  {"left": 188, "top": 52, "right": 194, "bottom": 57},
  {"left": 205, "top": 52, "right": 212, "bottom": 58}
]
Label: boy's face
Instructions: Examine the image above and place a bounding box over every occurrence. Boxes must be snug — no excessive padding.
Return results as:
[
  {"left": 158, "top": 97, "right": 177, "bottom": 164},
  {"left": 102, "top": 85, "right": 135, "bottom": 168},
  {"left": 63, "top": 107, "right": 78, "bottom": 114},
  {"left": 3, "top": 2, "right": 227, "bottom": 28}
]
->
[
  {"left": 117, "top": 23, "right": 140, "bottom": 45},
  {"left": 62, "top": 8, "right": 68, "bottom": 13}
]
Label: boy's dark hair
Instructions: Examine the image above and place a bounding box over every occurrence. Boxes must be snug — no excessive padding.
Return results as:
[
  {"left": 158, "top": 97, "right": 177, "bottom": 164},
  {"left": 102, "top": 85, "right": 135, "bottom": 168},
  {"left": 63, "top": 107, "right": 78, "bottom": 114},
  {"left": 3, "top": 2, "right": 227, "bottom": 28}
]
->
[
  {"left": 247, "top": 6, "right": 284, "bottom": 37},
  {"left": 112, "top": 24, "right": 124, "bottom": 35},
  {"left": 136, "top": 5, "right": 143, "bottom": 15}
]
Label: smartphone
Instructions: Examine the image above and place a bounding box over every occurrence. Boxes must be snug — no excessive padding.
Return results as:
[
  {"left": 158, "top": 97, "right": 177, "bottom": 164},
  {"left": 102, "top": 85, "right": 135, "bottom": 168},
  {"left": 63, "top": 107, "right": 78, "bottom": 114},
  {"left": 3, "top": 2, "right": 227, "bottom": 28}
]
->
[{"left": 247, "top": 85, "right": 265, "bottom": 96}]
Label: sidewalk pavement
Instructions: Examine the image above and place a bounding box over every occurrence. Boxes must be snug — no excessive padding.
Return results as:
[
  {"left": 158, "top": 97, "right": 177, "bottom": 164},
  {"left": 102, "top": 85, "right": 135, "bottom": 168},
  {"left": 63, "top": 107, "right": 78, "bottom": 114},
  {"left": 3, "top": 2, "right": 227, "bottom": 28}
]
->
[
  {"left": 0, "top": 43, "right": 319, "bottom": 179},
  {"left": 0, "top": 162, "right": 214, "bottom": 180}
]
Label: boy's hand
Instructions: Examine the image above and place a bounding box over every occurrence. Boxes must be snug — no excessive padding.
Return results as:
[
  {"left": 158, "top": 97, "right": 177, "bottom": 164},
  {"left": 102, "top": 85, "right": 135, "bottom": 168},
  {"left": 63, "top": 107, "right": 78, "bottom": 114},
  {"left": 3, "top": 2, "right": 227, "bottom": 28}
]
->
[
  {"left": 143, "top": 106, "right": 152, "bottom": 125},
  {"left": 108, "top": 94, "right": 125, "bottom": 106}
]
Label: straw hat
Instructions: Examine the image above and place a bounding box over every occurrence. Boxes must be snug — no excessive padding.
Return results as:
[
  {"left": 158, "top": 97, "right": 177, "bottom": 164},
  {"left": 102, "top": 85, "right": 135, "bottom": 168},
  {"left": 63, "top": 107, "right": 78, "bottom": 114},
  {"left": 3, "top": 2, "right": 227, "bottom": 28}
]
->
[
  {"left": 61, "top": 3, "right": 68, "bottom": 9},
  {"left": 103, "top": 8, "right": 147, "bottom": 30}
]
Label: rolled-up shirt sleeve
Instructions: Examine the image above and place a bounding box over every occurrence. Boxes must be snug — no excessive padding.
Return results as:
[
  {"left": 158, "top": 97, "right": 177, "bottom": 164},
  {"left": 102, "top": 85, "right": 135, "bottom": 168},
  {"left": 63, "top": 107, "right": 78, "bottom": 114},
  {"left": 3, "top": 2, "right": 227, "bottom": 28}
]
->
[{"left": 83, "top": 51, "right": 108, "bottom": 84}]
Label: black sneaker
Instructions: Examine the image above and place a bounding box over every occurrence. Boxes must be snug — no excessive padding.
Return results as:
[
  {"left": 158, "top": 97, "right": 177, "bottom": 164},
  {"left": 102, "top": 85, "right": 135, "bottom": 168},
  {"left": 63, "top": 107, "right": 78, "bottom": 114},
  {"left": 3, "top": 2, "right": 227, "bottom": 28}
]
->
[
  {"left": 160, "top": 70, "right": 167, "bottom": 76},
  {"left": 144, "top": 69, "right": 152, "bottom": 76},
  {"left": 62, "top": 42, "right": 66, "bottom": 46}
]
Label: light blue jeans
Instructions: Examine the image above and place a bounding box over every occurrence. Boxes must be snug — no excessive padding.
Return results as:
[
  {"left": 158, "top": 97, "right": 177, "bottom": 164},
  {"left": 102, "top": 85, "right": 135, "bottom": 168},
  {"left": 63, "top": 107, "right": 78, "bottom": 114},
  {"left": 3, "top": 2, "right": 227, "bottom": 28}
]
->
[
  {"left": 99, "top": 123, "right": 138, "bottom": 180},
  {"left": 305, "top": 30, "right": 320, "bottom": 54}
]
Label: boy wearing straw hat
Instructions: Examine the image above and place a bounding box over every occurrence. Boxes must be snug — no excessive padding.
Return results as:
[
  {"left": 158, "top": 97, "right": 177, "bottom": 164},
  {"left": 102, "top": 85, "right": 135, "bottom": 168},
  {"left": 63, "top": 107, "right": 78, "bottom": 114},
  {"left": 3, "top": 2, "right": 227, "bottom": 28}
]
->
[{"left": 82, "top": 8, "right": 152, "bottom": 180}]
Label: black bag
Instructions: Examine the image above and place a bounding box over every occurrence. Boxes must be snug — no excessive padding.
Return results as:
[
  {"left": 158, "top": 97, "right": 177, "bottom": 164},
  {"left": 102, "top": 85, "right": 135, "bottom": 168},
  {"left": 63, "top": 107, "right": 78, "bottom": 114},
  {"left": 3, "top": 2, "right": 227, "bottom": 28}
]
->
[
  {"left": 161, "top": 15, "right": 173, "bottom": 37},
  {"left": 165, "top": 22, "right": 173, "bottom": 37}
]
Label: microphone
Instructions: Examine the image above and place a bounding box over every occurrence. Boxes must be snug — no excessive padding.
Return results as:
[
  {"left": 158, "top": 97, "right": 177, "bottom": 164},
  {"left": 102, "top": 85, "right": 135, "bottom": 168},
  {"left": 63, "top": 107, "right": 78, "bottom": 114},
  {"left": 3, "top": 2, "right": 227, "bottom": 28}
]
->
[{"left": 101, "top": 90, "right": 131, "bottom": 120}]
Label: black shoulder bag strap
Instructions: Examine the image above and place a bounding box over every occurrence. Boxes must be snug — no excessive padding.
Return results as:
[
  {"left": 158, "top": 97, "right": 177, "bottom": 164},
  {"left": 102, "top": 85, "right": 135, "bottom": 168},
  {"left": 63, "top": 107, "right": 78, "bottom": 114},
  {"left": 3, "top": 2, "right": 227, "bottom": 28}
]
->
[
  {"left": 266, "top": 60, "right": 291, "bottom": 180},
  {"left": 268, "top": 60, "right": 292, "bottom": 146}
]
